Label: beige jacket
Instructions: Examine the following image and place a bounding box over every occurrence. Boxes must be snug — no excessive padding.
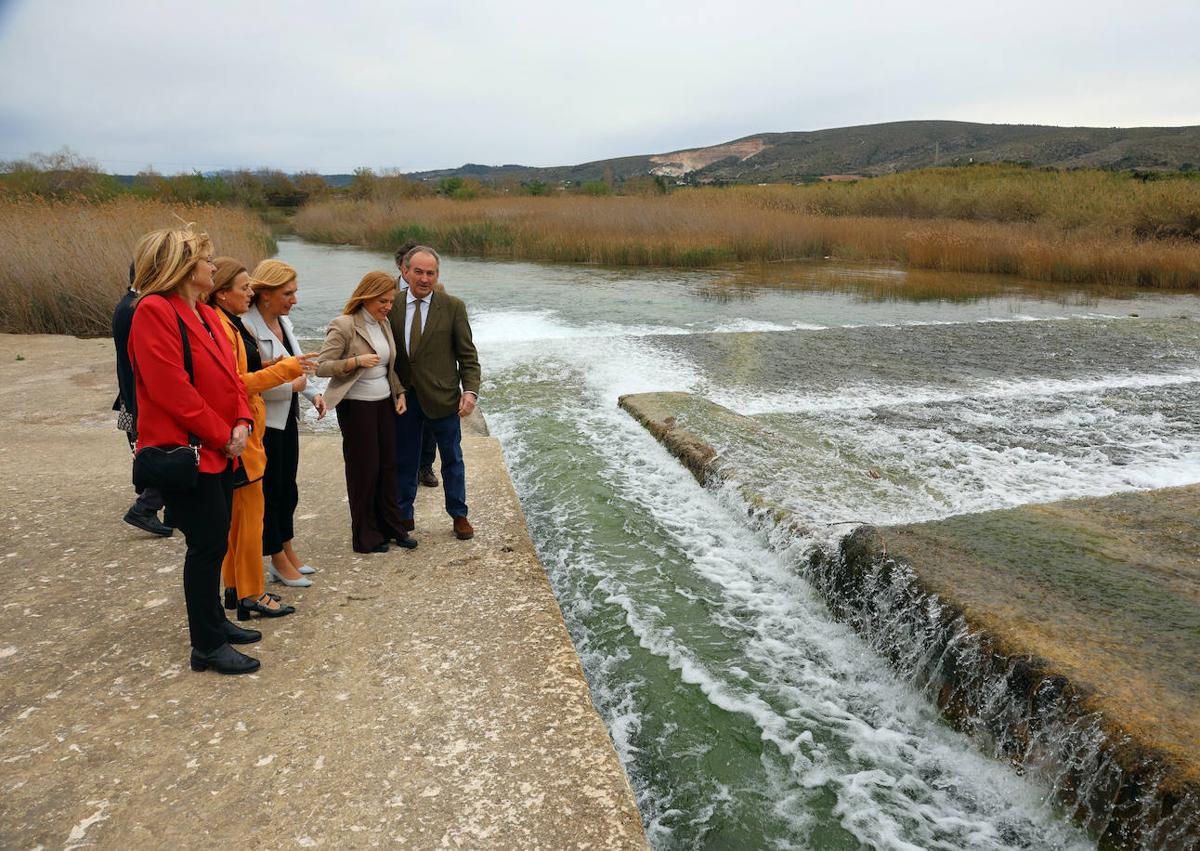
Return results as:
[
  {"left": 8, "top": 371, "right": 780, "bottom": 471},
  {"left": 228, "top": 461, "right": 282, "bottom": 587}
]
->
[{"left": 316, "top": 311, "right": 405, "bottom": 409}]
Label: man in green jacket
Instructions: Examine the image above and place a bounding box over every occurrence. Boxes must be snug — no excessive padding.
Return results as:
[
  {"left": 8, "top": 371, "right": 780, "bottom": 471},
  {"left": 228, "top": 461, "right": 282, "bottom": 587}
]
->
[{"left": 389, "top": 246, "right": 481, "bottom": 540}]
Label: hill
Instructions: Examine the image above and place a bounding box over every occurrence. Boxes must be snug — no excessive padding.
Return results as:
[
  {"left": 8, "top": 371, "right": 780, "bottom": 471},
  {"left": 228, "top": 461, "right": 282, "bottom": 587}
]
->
[{"left": 406, "top": 120, "right": 1200, "bottom": 185}]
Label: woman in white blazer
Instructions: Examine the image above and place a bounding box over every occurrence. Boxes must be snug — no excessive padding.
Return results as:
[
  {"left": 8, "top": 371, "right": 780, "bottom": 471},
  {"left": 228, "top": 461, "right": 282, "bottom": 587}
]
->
[
  {"left": 243, "top": 260, "right": 325, "bottom": 587},
  {"left": 317, "top": 271, "right": 417, "bottom": 554}
]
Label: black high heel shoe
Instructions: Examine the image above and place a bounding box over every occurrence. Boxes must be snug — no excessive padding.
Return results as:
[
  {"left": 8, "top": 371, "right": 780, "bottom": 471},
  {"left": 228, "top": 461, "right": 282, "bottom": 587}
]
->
[
  {"left": 225, "top": 588, "right": 281, "bottom": 611},
  {"left": 237, "top": 593, "right": 296, "bottom": 621}
]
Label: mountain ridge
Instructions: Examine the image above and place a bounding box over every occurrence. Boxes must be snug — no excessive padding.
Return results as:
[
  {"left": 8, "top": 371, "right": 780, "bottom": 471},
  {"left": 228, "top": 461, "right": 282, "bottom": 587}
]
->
[{"left": 405, "top": 120, "right": 1200, "bottom": 185}]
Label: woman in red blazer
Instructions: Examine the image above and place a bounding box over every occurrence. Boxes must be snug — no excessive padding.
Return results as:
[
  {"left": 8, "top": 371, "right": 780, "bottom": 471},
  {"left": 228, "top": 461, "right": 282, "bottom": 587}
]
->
[{"left": 128, "top": 225, "right": 259, "bottom": 675}]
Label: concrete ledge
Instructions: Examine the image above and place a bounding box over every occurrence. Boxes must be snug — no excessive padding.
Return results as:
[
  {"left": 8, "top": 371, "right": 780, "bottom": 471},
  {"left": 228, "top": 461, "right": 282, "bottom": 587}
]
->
[
  {"left": 0, "top": 335, "right": 648, "bottom": 850},
  {"left": 619, "top": 390, "right": 1200, "bottom": 850}
]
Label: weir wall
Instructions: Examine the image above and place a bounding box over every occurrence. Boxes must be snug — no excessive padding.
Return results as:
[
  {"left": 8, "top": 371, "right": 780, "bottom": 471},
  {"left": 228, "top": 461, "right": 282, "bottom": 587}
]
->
[{"left": 619, "top": 391, "right": 1200, "bottom": 851}]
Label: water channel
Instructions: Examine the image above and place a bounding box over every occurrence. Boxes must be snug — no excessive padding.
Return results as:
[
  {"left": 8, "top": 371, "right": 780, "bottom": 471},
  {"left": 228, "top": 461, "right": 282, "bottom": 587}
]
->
[{"left": 276, "top": 237, "right": 1200, "bottom": 850}]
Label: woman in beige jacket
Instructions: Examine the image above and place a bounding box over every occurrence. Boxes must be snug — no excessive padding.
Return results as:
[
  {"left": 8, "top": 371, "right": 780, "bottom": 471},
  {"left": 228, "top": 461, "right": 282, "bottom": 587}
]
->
[{"left": 317, "top": 272, "right": 418, "bottom": 553}]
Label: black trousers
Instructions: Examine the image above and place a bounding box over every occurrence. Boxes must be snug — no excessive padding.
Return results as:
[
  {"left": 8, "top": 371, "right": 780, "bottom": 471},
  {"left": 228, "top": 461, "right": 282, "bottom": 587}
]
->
[
  {"left": 162, "top": 468, "right": 233, "bottom": 652},
  {"left": 261, "top": 414, "right": 299, "bottom": 556},
  {"left": 337, "top": 398, "right": 406, "bottom": 552}
]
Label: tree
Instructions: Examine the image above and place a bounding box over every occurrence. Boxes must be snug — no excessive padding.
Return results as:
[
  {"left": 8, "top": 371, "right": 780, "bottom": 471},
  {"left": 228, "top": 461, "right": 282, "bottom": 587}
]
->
[{"left": 348, "top": 167, "right": 377, "bottom": 200}]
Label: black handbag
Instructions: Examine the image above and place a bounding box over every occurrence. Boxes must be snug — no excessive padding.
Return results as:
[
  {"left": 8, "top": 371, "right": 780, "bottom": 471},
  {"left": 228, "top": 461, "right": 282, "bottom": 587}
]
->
[
  {"left": 132, "top": 308, "right": 202, "bottom": 491},
  {"left": 132, "top": 442, "right": 200, "bottom": 490}
]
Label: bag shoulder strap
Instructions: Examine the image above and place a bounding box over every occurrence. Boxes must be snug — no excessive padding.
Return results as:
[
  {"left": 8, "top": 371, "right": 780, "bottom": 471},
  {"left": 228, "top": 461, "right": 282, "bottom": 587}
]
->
[{"left": 175, "top": 312, "right": 194, "bottom": 385}]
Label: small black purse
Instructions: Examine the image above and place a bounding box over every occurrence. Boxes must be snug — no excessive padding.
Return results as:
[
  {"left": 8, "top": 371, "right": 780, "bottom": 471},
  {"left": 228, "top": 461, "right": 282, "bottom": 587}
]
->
[
  {"left": 132, "top": 309, "right": 202, "bottom": 491},
  {"left": 132, "top": 442, "right": 200, "bottom": 490}
]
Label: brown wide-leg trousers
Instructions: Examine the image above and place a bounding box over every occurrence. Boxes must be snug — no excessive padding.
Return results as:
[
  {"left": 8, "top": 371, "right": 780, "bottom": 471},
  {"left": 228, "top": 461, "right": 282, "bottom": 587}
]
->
[{"left": 336, "top": 398, "right": 407, "bottom": 552}]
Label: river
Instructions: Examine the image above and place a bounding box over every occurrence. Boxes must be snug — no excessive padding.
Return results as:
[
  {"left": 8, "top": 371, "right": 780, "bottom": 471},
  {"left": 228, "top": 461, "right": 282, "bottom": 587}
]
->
[{"left": 276, "top": 237, "right": 1200, "bottom": 850}]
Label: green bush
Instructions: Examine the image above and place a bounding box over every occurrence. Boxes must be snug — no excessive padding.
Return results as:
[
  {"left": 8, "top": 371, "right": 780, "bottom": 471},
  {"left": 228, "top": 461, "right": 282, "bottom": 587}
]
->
[
  {"left": 385, "top": 223, "right": 435, "bottom": 246},
  {"left": 580, "top": 180, "right": 611, "bottom": 196}
]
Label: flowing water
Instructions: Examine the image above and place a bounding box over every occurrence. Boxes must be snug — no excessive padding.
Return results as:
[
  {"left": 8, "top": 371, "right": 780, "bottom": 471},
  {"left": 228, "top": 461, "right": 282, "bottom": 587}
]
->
[{"left": 277, "top": 238, "right": 1200, "bottom": 850}]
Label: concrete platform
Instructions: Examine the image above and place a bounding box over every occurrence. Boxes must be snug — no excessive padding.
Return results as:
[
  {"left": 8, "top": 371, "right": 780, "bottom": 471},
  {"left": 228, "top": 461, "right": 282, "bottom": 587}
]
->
[
  {"left": 620, "top": 390, "right": 1200, "bottom": 850},
  {"left": 0, "top": 334, "right": 647, "bottom": 850}
]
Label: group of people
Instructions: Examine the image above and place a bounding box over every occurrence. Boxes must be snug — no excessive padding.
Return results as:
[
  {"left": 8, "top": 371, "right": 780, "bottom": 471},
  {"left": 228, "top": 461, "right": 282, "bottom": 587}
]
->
[{"left": 113, "top": 224, "right": 480, "bottom": 674}]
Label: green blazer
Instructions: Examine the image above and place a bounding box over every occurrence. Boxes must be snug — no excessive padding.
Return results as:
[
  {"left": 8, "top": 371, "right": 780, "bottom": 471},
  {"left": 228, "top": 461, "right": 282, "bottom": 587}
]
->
[{"left": 388, "top": 289, "right": 481, "bottom": 419}]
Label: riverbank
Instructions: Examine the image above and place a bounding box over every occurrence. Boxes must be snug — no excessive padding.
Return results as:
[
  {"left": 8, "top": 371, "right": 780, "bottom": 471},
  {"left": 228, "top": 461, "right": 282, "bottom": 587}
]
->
[
  {"left": 292, "top": 172, "right": 1200, "bottom": 289},
  {"left": 620, "top": 391, "right": 1200, "bottom": 849},
  {"left": 0, "top": 334, "right": 647, "bottom": 849}
]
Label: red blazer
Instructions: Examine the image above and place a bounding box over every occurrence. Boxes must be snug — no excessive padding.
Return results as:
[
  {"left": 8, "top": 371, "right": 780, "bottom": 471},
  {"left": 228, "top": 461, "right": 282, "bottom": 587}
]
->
[{"left": 129, "top": 292, "right": 252, "bottom": 474}]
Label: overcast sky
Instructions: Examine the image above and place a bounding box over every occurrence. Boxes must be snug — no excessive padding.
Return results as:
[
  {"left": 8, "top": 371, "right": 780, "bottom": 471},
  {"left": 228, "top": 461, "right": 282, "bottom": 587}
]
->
[{"left": 1, "top": 0, "right": 1197, "bottom": 174}]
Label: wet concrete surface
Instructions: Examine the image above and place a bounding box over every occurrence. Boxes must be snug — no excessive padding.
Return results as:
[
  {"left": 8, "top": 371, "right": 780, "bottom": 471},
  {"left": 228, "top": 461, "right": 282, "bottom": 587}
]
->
[{"left": 0, "top": 334, "right": 647, "bottom": 850}]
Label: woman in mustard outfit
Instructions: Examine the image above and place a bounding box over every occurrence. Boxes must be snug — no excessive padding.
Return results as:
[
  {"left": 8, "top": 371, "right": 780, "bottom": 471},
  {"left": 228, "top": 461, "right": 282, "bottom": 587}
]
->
[{"left": 210, "top": 258, "right": 317, "bottom": 620}]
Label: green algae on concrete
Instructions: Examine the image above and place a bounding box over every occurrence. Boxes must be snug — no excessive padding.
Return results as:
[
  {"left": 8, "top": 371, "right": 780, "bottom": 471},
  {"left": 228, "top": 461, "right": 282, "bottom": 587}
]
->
[
  {"left": 885, "top": 487, "right": 1200, "bottom": 789},
  {"left": 619, "top": 390, "right": 1200, "bottom": 850}
]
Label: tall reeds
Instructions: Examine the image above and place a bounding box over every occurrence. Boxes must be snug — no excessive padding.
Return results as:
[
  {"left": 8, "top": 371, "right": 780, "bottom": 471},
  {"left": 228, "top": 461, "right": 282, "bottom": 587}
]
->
[
  {"left": 0, "top": 197, "right": 275, "bottom": 335},
  {"left": 293, "top": 181, "right": 1200, "bottom": 289}
]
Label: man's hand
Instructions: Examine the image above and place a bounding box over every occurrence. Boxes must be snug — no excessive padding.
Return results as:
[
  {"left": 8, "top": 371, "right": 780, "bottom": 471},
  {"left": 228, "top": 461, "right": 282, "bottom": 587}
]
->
[
  {"left": 313, "top": 394, "right": 327, "bottom": 420},
  {"left": 458, "top": 392, "right": 477, "bottom": 418},
  {"left": 290, "top": 375, "right": 307, "bottom": 393}
]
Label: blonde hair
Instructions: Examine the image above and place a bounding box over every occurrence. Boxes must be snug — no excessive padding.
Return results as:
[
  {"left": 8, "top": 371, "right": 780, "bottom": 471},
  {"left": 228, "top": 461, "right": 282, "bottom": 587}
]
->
[
  {"left": 209, "top": 256, "right": 248, "bottom": 304},
  {"left": 342, "top": 271, "right": 398, "bottom": 315},
  {"left": 132, "top": 224, "right": 213, "bottom": 297},
  {"left": 249, "top": 259, "right": 297, "bottom": 303}
]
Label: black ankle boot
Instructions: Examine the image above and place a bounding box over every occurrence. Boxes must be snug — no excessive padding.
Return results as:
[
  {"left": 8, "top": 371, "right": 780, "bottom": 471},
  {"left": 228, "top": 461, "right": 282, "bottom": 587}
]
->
[
  {"left": 190, "top": 643, "right": 260, "bottom": 674},
  {"left": 222, "top": 619, "right": 262, "bottom": 644}
]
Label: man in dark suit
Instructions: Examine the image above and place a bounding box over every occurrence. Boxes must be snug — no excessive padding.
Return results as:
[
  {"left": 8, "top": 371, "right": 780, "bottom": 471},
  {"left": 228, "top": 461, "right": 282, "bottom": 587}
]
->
[
  {"left": 389, "top": 246, "right": 481, "bottom": 540},
  {"left": 394, "top": 241, "right": 440, "bottom": 488}
]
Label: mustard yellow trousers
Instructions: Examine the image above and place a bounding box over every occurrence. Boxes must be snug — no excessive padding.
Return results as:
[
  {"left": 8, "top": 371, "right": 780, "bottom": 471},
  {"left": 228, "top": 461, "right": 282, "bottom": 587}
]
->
[{"left": 221, "top": 480, "right": 265, "bottom": 601}]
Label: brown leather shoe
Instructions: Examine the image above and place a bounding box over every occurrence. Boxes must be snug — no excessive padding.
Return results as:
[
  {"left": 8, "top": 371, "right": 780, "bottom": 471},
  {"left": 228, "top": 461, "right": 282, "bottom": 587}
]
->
[
  {"left": 452, "top": 516, "right": 474, "bottom": 540},
  {"left": 419, "top": 466, "right": 439, "bottom": 487},
  {"left": 399, "top": 518, "right": 414, "bottom": 532}
]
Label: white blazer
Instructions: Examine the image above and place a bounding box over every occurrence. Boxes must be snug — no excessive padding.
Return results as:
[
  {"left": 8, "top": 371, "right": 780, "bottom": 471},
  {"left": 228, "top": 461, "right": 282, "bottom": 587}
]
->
[{"left": 242, "top": 305, "right": 324, "bottom": 429}]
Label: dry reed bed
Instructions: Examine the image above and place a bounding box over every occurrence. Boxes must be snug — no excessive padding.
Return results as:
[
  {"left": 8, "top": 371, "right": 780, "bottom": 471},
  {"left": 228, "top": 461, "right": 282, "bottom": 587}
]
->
[
  {"left": 293, "top": 193, "right": 1200, "bottom": 288},
  {"left": 0, "top": 198, "right": 274, "bottom": 335},
  {"left": 736, "top": 167, "right": 1200, "bottom": 235}
]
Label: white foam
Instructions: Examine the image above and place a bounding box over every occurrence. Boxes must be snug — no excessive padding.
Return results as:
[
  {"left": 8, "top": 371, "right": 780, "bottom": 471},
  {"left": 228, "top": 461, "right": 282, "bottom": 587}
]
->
[
  {"left": 472, "top": 309, "right": 691, "bottom": 345},
  {"left": 714, "top": 376, "right": 1200, "bottom": 526},
  {"left": 718, "top": 368, "right": 1200, "bottom": 417}
]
